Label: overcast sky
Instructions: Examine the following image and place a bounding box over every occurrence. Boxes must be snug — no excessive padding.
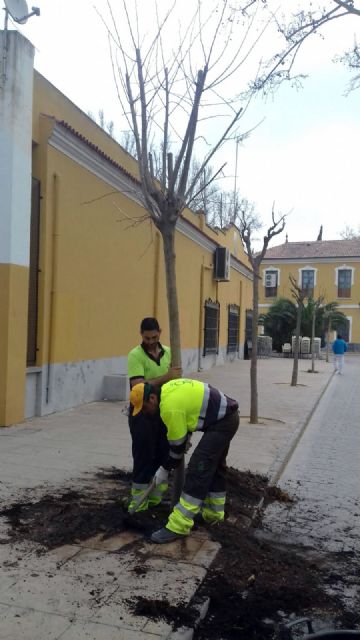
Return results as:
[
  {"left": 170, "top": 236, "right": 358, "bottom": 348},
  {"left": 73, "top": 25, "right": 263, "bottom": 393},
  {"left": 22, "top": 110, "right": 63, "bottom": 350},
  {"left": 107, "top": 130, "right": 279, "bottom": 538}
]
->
[{"left": 9, "top": 0, "right": 360, "bottom": 246}]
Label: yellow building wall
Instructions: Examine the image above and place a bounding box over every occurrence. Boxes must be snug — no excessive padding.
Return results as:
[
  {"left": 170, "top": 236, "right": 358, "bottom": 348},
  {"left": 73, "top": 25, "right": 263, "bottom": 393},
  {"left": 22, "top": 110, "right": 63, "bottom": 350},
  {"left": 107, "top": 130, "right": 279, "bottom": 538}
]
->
[
  {"left": 174, "top": 230, "right": 251, "bottom": 352},
  {"left": 33, "top": 145, "right": 252, "bottom": 365},
  {"left": 19, "top": 71, "right": 254, "bottom": 421},
  {"left": 36, "top": 148, "right": 158, "bottom": 365},
  {"left": 259, "top": 260, "right": 360, "bottom": 344},
  {"left": 181, "top": 208, "right": 251, "bottom": 268},
  {"left": 0, "top": 265, "right": 29, "bottom": 425}
]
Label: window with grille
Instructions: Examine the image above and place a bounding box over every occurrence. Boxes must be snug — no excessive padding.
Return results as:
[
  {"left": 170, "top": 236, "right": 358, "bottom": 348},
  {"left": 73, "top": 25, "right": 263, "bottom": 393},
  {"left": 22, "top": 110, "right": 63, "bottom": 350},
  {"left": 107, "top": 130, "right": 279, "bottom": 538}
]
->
[
  {"left": 227, "top": 305, "right": 239, "bottom": 353},
  {"left": 245, "top": 309, "right": 253, "bottom": 341},
  {"left": 337, "top": 269, "right": 352, "bottom": 298},
  {"left": 264, "top": 270, "right": 278, "bottom": 298},
  {"left": 301, "top": 269, "right": 314, "bottom": 297},
  {"left": 203, "top": 300, "right": 220, "bottom": 355},
  {"left": 244, "top": 309, "right": 253, "bottom": 358}
]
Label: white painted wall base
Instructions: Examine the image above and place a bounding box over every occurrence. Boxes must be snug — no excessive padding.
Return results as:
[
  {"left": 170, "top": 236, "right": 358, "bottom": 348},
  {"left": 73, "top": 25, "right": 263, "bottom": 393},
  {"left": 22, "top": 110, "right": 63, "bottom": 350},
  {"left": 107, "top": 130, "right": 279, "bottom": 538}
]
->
[
  {"left": 103, "top": 375, "right": 128, "bottom": 401},
  {"left": 25, "top": 348, "right": 245, "bottom": 419}
]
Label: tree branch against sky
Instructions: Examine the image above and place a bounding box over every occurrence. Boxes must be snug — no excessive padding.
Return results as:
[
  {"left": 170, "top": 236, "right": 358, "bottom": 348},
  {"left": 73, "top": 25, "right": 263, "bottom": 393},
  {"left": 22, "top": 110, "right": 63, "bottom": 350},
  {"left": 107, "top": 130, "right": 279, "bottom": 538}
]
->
[
  {"left": 288, "top": 274, "right": 307, "bottom": 387},
  {"left": 238, "top": 204, "right": 286, "bottom": 423},
  {"left": 256, "top": 0, "right": 360, "bottom": 93},
  {"left": 96, "top": 0, "right": 358, "bottom": 384},
  {"left": 14, "top": 0, "right": 360, "bottom": 246},
  {"left": 98, "top": 0, "right": 296, "bottom": 366}
]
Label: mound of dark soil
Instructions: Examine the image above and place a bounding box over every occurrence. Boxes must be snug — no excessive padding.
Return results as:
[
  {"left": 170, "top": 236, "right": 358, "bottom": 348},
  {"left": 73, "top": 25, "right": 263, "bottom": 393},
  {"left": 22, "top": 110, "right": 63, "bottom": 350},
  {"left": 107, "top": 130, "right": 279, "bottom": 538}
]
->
[
  {"left": 0, "top": 466, "right": 358, "bottom": 638},
  {"left": 0, "top": 466, "right": 279, "bottom": 550},
  {"left": 0, "top": 468, "right": 161, "bottom": 548}
]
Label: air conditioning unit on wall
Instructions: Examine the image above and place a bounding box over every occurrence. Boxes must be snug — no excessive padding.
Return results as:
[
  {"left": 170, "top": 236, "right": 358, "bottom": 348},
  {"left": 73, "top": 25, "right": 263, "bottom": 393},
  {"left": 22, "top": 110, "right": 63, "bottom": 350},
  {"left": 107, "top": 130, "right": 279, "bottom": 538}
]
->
[
  {"left": 214, "top": 247, "right": 230, "bottom": 281},
  {"left": 265, "top": 272, "right": 277, "bottom": 287}
]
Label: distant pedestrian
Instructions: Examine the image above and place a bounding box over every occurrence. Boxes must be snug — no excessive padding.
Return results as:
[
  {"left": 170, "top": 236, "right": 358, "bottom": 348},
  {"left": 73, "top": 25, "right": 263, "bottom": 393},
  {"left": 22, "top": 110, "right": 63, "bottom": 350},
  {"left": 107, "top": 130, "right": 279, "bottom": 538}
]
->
[{"left": 332, "top": 333, "right": 347, "bottom": 375}]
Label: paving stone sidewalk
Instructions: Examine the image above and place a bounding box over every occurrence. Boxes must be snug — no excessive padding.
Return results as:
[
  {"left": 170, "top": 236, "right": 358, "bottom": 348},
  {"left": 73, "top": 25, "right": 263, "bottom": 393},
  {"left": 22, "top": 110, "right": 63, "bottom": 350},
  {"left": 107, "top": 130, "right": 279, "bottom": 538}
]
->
[
  {"left": 261, "top": 355, "right": 360, "bottom": 614},
  {"left": 0, "top": 357, "right": 335, "bottom": 639}
]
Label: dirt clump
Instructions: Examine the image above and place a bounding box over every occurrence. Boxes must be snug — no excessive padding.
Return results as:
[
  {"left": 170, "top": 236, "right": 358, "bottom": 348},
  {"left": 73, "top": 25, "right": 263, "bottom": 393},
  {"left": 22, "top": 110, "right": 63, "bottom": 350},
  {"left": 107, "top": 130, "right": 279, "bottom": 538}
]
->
[{"left": 129, "top": 596, "right": 198, "bottom": 629}]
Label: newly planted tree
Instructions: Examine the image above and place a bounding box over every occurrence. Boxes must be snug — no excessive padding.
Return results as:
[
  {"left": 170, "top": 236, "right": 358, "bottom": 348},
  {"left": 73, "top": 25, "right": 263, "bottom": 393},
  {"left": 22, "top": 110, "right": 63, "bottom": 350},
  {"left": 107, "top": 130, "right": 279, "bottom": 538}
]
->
[
  {"left": 101, "top": 0, "right": 295, "bottom": 500},
  {"left": 238, "top": 205, "right": 286, "bottom": 423},
  {"left": 259, "top": 0, "right": 360, "bottom": 94},
  {"left": 103, "top": 0, "right": 267, "bottom": 366},
  {"left": 102, "top": 0, "right": 317, "bottom": 366},
  {"left": 289, "top": 275, "right": 308, "bottom": 387},
  {"left": 307, "top": 295, "right": 326, "bottom": 373}
]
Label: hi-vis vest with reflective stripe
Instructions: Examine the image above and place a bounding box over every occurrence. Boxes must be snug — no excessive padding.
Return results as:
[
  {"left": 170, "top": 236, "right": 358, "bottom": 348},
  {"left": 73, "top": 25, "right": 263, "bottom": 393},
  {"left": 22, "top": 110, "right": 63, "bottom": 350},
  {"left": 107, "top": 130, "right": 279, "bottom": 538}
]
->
[{"left": 159, "top": 379, "right": 237, "bottom": 456}]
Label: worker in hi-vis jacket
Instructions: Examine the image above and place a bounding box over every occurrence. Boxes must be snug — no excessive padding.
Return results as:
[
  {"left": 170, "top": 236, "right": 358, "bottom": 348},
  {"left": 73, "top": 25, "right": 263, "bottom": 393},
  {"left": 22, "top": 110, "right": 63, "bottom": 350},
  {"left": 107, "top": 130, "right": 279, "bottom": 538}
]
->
[
  {"left": 129, "top": 378, "right": 239, "bottom": 543},
  {"left": 127, "top": 317, "right": 182, "bottom": 513}
]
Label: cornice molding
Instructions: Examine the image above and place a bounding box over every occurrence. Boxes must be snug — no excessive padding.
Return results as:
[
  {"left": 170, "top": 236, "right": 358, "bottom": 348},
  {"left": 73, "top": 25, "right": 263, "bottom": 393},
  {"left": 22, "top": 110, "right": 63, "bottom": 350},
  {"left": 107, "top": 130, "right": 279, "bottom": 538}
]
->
[{"left": 49, "top": 124, "right": 145, "bottom": 208}]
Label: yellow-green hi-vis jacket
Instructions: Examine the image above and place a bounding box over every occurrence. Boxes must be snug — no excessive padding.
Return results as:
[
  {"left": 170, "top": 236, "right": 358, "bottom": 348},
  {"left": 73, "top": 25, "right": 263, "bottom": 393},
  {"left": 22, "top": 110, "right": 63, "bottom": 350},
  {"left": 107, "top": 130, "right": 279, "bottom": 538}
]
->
[{"left": 159, "top": 378, "right": 238, "bottom": 470}]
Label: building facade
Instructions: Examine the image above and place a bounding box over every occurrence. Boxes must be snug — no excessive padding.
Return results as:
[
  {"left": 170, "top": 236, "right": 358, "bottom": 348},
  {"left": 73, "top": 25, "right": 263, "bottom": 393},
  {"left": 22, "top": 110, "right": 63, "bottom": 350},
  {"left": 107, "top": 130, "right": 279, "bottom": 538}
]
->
[
  {"left": 0, "top": 32, "right": 253, "bottom": 427},
  {"left": 259, "top": 239, "right": 360, "bottom": 348}
]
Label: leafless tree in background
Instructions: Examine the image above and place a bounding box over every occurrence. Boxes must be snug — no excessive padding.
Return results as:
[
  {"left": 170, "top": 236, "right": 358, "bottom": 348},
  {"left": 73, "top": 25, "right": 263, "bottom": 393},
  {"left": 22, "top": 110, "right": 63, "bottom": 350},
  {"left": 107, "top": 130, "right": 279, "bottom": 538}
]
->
[
  {"left": 259, "top": 0, "right": 360, "bottom": 94},
  {"left": 237, "top": 204, "right": 286, "bottom": 423},
  {"left": 340, "top": 224, "right": 360, "bottom": 239},
  {"left": 289, "top": 274, "right": 308, "bottom": 387},
  {"left": 308, "top": 295, "right": 326, "bottom": 373},
  {"left": 87, "top": 109, "right": 115, "bottom": 137}
]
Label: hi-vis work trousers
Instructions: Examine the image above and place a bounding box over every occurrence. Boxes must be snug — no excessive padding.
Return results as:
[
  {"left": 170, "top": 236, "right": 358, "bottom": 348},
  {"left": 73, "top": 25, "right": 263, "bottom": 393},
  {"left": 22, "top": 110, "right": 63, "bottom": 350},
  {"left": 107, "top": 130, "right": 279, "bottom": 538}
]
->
[
  {"left": 166, "top": 409, "right": 239, "bottom": 535},
  {"left": 128, "top": 412, "right": 169, "bottom": 512}
]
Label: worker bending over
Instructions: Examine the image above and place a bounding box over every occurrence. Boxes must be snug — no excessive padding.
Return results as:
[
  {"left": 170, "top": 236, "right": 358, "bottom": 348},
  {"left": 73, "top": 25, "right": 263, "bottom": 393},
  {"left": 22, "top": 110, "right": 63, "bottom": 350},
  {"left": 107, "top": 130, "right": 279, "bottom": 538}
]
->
[{"left": 129, "top": 378, "right": 239, "bottom": 543}]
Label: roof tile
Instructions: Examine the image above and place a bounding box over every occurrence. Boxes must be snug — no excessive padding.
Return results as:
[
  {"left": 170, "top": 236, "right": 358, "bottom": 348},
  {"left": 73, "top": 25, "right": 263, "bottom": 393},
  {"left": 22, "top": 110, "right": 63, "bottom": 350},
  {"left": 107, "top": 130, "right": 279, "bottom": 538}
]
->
[{"left": 264, "top": 239, "right": 360, "bottom": 259}]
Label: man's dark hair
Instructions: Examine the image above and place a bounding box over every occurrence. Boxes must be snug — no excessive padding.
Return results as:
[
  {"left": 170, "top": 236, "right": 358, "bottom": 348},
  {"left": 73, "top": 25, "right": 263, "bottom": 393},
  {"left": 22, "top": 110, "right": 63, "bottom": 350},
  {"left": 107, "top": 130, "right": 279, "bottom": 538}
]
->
[
  {"left": 140, "top": 317, "right": 160, "bottom": 332},
  {"left": 144, "top": 382, "right": 159, "bottom": 400},
  {"left": 337, "top": 334, "right": 342, "bottom": 340}
]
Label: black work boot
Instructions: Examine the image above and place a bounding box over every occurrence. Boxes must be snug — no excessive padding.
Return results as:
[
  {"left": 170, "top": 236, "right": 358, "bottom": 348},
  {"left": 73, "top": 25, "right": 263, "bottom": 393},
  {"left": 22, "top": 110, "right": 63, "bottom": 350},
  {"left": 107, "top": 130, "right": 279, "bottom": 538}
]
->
[{"left": 150, "top": 527, "right": 186, "bottom": 544}]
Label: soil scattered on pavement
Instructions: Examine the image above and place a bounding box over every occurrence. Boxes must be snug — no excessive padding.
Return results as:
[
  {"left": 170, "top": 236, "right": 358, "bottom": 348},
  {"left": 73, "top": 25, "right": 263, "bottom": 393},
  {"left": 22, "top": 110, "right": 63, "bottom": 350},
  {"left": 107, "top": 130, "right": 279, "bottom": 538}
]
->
[
  {"left": 129, "top": 596, "right": 198, "bottom": 629},
  {"left": 0, "top": 466, "right": 358, "bottom": 638},
  {"left": 0, "top": 467, "right": 279, "bottom": 549}
]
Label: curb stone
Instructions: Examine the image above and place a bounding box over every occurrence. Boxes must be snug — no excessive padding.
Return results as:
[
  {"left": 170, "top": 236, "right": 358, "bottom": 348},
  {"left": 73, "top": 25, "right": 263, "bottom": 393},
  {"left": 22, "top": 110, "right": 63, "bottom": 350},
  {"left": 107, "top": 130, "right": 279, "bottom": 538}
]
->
[
  {"left": 251, "top": 370, "right": 335, "bottom": 523},
  {"left": 266, "top": 369, "right": 335, "bottom": 486}
]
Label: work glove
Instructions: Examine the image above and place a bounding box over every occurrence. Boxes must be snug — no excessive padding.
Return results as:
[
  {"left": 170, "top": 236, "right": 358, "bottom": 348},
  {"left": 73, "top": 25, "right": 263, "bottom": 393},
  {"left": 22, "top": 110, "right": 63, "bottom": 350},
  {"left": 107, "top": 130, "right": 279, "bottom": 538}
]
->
[{"left": 154, "top": 466, "right": 169, "bottom": 486}]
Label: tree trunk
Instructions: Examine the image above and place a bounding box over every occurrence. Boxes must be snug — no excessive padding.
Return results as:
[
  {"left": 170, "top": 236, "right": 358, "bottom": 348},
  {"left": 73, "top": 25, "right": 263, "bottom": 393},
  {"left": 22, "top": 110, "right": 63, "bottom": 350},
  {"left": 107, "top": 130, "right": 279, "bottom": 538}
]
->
[
  {"left": 250, "top": 269, "right": 259, "bottom": 423},
  {"left": 291, "top": 304, "right": 302, "bottom": 386},
  {"left": 326, "top": 321, "right": 331, "bottom": 363},
  {"left": 311, "top": 311, "right": 316, "bottom": 373},
  {"left": 161, "top": 221, "right": 184, "bottom": 504},
  {"left": 161, "top": 223, "right": 182, "bottom": 368}
]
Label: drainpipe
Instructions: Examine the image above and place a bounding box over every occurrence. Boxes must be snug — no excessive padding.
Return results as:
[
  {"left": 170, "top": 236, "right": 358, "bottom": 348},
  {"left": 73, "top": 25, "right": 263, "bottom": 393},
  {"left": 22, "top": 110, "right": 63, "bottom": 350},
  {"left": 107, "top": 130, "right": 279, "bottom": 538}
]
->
[
  {"left": 239, "top": 278, "right": 243, "bottom": 358},
  {"left": 1, "top": 12, "right": 9, "bottom": 88},
  {"left": 46, "top": 173, "right": 60, "bottom": 403}
]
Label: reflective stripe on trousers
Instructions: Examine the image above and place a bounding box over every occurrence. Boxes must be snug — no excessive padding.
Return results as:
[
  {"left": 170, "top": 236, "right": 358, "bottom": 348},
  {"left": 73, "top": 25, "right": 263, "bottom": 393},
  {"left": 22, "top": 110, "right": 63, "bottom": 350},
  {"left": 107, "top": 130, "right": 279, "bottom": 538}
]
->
[
  {"left": 167, "top": 492, "right": 202, "bottom": 535},
  {"left": 166, "top": 490, "right": 227, "bottom": 533},
  {"left": 201, "top": 491, "right": 226, "bottom": 523},
  {"left": 128, "top": 481, "right": 168, "bottom": 512}
]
